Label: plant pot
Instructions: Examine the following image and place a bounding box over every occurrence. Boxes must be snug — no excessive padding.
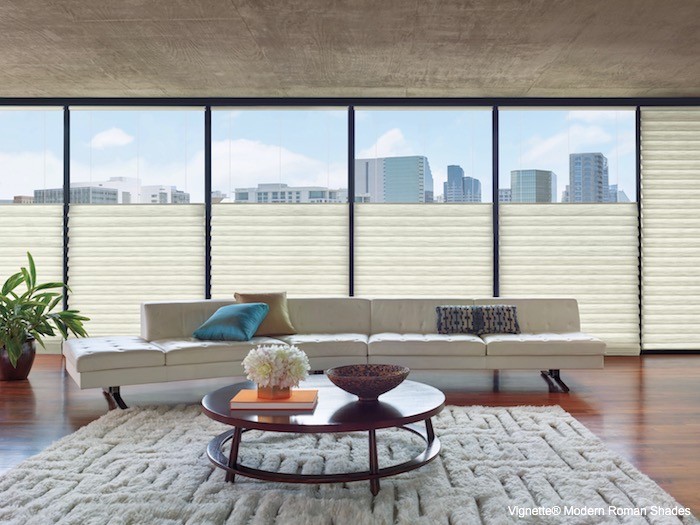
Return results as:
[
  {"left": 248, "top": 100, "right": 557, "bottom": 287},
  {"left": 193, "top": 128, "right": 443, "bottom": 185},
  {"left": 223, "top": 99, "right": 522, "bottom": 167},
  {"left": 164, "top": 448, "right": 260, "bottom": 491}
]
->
[
  {"left": 0, "top": 339, "right": 36, "bottom": 381},
  {"left": 257, "top": 385, "right": 291, "bottom": 400}
]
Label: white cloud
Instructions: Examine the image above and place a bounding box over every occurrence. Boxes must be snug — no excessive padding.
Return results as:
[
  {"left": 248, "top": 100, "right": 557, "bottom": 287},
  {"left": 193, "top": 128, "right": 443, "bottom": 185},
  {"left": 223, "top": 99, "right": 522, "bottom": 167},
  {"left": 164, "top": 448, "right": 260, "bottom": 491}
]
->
[
  {"left": 210, "top": 138, "right": 346, "bottom": 195},
  {"left": 357, "top": 128, "right": 415, "bottom": 159},
  {"left": 0, "top": 150, "right": 63, "bottom": 197},
  {"left": 90, "top": 127, "right": 134, "bottom": 150},
  {"left": 566, "top": 110, "right": 635, "bottom": 124}
]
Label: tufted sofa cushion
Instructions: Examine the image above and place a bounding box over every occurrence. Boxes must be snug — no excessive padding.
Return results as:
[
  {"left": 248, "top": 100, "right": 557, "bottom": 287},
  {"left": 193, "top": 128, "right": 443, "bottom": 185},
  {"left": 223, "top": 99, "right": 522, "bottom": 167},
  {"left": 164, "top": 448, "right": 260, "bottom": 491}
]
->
[
  {"left": 275, "top": 333, "right": 368, "bottom": 358},
  {"left": 153, "top": 336, "right": 284, "bottom": 366},
  {"left": 482, "top": 332, "right": 605, "bottom": 356},
  {"left": 369, "top": 333, "right": 486, "bottom": 356},
  {"left": 63, "top": 336, "right": 165, "bottom": 372}
]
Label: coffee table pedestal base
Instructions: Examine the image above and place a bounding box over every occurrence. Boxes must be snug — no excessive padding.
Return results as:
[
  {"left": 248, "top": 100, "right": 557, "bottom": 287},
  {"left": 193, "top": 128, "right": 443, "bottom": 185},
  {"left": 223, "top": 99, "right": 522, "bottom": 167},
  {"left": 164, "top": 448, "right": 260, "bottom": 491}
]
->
[{"left": 207, "top": 419, "right": 440, "bottom": 495}]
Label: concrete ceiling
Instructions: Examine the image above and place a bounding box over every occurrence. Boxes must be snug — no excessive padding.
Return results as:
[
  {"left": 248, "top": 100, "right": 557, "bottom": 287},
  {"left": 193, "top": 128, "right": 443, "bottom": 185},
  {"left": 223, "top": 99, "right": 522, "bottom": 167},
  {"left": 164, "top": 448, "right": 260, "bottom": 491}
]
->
[{"left": 0, "top": 0, "right": 698, "bottom": 98}]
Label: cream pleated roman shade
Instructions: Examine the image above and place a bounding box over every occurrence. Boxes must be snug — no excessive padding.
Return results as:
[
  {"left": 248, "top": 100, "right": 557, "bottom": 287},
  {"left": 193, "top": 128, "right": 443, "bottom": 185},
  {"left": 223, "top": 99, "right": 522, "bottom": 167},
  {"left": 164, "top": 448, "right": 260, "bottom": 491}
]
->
[
  {"left": 499, "top": 203, "right": 640, "bottom": 355},
  {"left": 354, "top": 204, "right": 493, "bottom": 296},
  {"left": 0, "top": 205, "right": 64, "bottom": 352},
  {"left": 68, "top": 205, "right": 205, "bottom": 335},
  {"left": 211, "top": 204, "right": 348, "bottom": 296},
  {"left": 641, "top": 108, "right": 700, "bottom": 350}
]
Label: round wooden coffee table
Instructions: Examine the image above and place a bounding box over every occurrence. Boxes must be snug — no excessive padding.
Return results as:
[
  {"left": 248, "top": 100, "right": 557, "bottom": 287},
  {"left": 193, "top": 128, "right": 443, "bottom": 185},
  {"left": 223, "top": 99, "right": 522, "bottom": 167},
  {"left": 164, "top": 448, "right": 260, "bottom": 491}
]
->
[{"left": 201, "top": 375, "right": 445, "bottom": 495}]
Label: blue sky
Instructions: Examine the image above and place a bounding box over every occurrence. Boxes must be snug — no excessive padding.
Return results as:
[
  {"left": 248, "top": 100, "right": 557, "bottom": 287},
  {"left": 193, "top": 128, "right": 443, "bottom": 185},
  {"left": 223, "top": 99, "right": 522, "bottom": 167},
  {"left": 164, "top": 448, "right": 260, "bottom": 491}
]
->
[{"left": 0, "top": 107, "right": 636, "bottom": 202}]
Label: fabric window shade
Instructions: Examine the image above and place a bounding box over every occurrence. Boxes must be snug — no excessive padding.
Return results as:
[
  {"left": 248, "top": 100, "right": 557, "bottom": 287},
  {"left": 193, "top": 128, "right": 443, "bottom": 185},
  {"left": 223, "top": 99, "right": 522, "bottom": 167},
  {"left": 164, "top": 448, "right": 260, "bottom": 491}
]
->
[
  {"left": 67, "top": 205, "right": 205, "bottom": 336},
  {"left": 0, "top": 205, "right": 64, "bottom": 352},
  {"left": 211, "top": 204, "right": 348, "bottom": 296},
  {"left": 641, "top": 108, "right": 700, "bottom": 350},
  {"left": 354, "top": 204, "right": 493, "bottom": 296},
  {"left": 499, "top": 203, "right": 640, "bottom": 355}
]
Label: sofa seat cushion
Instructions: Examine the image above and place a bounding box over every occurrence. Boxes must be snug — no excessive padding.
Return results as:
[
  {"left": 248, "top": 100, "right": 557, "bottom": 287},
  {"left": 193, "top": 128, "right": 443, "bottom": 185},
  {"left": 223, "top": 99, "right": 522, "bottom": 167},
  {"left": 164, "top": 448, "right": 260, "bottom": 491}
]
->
[
  {"left": 368, "top": 333, "right": 486, "bottom": 357},
  {"left": 482, "top": 332, "right": 605, "bottom": 356},
  {"left": 63, "top": 337, "right": 165, "bottom": 373},
  {"left": 154, "top": 336, "right": 286, "bottom": 366},
  {"left": 275, "top": 334, "right": 368, "bottom": 358}
]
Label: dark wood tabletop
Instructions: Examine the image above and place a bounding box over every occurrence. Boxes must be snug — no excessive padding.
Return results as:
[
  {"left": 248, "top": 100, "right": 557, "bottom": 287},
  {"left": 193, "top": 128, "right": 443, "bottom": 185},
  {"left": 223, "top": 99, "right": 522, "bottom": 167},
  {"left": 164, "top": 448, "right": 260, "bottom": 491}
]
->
[{"left": 201, "top": 375, "right": 445, "bottom": 433}]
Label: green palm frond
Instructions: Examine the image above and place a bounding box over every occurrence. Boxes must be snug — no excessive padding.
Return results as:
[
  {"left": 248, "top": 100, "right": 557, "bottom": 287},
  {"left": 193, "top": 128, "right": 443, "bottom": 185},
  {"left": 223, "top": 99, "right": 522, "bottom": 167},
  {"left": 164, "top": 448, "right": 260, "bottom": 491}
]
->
[{"left": 1, "top": 252, "right": 89, "bottom": 368}]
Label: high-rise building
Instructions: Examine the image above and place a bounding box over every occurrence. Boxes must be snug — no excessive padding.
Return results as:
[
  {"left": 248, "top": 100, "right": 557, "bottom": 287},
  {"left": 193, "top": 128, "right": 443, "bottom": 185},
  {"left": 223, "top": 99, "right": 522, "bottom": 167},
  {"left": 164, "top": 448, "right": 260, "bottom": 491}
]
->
[
  {"left": 234, "top": 183, "right": 347, "bottom": 203},
  {"left": 443, "top": 165, "right": 482, "bottom": 203},
  {"left": 566, "top": 152, "right": 609, "bottom": 202},
  {"left": 608, "top": 184, "right": 631, "bottom": 203},
  {"left": 510, "top": 169, "right": 557, "bottom": 202},
  {"left": 354, "top": 155, "right": 433, "bottom": 203},
  {"left": 499, "top": 189, "right": 512, "bottom": 202},
  {"left": 354, "top": 158, "right": 384, "bottom": 203}
]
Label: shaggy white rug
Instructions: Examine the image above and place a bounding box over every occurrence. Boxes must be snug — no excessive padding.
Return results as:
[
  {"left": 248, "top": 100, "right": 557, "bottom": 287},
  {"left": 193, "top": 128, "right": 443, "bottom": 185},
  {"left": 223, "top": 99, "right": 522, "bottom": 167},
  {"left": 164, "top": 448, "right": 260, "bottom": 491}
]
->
[{"left": 0, "top": 405, "right": 696, "bottom": 525}]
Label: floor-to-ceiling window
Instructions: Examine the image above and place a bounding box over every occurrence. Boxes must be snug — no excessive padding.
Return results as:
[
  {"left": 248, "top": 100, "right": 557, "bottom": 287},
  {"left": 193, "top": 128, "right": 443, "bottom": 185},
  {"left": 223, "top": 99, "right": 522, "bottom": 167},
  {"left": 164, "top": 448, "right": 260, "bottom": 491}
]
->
[
  {"left": 3, "top": 100, "right": 700, "bottom": 354},
  {"left": 641, "top": 107, "right": 700, "bottom": 351},
  {"left": 67, "top": 108, "right": 205, "bottom": 335},
  {"left": 0, "top": 108, "right": 64, "bottom": 350},
  {"left": 353, "top": 108, "right": 493, "bottom": 296},
  {"left": 210, "top": 108, "right": 349, "bottom": 297},
  {"left": 499, "top": 108, "right": 640, "bottom": 354}
]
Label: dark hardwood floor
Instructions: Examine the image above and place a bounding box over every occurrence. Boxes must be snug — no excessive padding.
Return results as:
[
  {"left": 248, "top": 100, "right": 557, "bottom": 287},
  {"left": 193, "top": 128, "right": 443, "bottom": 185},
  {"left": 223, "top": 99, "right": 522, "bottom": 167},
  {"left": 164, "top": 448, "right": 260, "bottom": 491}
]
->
[{"left": 1, "top": 355, "right": 699, "bottom": 515}]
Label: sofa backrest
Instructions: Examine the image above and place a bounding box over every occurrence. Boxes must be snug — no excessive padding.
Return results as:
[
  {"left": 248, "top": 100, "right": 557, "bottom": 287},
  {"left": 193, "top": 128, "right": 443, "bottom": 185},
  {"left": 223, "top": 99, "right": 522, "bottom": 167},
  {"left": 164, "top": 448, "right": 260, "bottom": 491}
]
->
[
  {"left": 142, "top": 297, "right": 371, "bottom": 340},
  {"left": 141, "top": 296, "right": 581, "bottom": 340},
  {"left": 287, "top": 298, "right": 371, "bottom": 334},
  {"left": 370, "top": 298, "right": 475, "bottom": 334},
  {"left": 473, "top": 298, "right": 581, "bottom": 333},
  {"left": 142, "top": 300, "right": 235, "bottom": 341}
]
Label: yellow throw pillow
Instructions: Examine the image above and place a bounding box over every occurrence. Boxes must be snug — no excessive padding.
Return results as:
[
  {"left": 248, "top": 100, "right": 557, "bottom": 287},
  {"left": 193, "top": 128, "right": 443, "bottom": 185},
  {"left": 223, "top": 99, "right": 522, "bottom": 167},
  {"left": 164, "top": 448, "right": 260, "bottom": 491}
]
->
[{"left": 234, "top": 292, "right": 297, "bottom": 336}]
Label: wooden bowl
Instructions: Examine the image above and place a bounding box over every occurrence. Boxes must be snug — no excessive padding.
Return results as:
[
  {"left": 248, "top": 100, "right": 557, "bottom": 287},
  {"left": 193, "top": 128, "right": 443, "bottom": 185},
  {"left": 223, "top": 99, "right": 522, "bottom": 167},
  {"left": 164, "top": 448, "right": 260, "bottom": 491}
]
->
[{"left": 325, "top": 364, "right": 410, "bottom": 402}]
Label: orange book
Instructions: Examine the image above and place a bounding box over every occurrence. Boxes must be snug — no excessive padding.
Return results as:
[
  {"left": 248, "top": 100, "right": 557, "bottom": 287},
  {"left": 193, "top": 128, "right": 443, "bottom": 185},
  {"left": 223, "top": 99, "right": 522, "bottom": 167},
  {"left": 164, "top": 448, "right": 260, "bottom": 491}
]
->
[{"left": 229, "top": 389, "right": 318, "bottom": 410}]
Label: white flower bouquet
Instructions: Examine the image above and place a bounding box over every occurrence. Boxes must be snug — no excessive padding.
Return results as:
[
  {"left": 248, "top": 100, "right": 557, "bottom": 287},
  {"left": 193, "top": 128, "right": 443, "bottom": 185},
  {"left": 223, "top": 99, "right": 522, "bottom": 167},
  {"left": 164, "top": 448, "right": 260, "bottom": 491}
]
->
[{"left": 242, "top": 344, "right": 310, "bottom": 389}]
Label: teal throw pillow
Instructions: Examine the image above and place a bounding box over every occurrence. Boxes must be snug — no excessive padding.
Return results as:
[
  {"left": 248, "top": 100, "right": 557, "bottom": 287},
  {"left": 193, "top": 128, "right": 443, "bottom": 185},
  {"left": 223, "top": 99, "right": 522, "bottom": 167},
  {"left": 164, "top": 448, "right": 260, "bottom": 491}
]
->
[{"left": 193, "top": 303, "right": 269, "bottom": 341}]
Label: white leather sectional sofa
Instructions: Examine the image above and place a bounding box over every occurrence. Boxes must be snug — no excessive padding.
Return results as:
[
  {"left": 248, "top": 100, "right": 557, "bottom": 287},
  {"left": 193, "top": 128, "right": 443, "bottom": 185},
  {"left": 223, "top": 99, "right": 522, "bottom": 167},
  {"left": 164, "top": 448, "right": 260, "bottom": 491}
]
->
[{"left": 63, "top": 297, "right": 605, "bottom": 407}]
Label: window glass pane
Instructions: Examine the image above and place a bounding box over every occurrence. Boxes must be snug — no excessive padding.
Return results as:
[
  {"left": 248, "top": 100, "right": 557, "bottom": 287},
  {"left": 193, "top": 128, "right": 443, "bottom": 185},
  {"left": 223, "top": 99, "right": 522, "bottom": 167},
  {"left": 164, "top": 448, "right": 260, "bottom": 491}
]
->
[
  {"left": 0, "top": 109, "right": 63, "bottom": 203},
  {"left": 69, "top": 109, "right": 204, "bottom": 203},
  {"left": 0, "top": 108, "right": 64, "bottom": 351},
  {"left": 212, "top": 109, "right": 347, "bottom": 203},
  {"left": 355, "top": 109, "right": 492, "bottom": 203},
  {"left": 354, "top": 109, "right": 493, "bottom": 296},
  {"left": 68, "top": 109, "right": 205, "bottom": 335},
  {"left": 211, "top": 109, "right": 348, "bottom": 296},
  {"left": 499, "top": 109, "right": 636, "bottom": 202}
]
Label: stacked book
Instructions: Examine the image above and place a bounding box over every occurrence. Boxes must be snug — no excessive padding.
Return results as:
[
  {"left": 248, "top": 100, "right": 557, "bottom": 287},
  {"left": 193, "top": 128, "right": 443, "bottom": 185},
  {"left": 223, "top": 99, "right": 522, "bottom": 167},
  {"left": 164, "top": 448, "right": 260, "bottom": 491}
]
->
[{"left": 229, "top": 389, "right": 318, "bottom": 410}]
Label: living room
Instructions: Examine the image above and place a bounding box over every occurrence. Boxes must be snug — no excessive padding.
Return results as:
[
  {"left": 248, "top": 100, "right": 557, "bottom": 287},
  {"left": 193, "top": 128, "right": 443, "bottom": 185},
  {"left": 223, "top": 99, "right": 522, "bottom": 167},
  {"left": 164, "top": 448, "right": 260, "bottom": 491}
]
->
[{"left": 1, "top": 1, "right": 699, "bottom": 523}]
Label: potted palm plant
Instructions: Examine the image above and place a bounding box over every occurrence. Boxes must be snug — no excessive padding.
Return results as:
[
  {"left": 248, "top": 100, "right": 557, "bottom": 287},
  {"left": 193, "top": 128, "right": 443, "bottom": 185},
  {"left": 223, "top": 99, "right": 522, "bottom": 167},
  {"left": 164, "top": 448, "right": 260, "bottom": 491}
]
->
[{"left": 0, "top": 252, "right": 89, "bottom": 381}]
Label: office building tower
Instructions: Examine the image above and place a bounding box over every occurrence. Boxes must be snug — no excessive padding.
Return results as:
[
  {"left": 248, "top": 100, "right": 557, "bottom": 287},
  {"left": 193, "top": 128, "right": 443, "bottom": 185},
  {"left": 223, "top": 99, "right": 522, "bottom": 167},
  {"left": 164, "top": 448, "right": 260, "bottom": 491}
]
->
[
  {"left": 608, "top": 184, "right": 631, "bottom": 203},
  {"left": 568, "top": 152, "right": 609, "bottom": 202},
  {"left": 355, "top": 156, "right": 433, "bottom": 203},
  {"left": 443, "top": 165, "right": 482, "bottom": 203},
  {"left": 499, "top": 189, "right": 512, "bottom": 202},
  {"left": 510, "top": 169, "right": 557, "bottom": 202},
  {"left": 354, "top": 158, "right": 384, "bottom": 203}
]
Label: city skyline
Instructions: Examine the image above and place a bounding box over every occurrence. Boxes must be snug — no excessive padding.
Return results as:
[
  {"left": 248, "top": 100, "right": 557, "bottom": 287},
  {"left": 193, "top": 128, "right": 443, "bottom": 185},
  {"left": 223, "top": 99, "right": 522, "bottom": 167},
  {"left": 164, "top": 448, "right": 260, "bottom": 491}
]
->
[{"left": 0, "top": 108, "right": 636, "bottom": 203}]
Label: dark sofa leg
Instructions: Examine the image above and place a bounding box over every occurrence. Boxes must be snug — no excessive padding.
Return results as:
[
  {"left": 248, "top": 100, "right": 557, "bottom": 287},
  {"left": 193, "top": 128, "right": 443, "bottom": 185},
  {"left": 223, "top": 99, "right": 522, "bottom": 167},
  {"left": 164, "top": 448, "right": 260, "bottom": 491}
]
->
[
  {"left": 540, "top": 369, "right": 570, "bottom": 393},
  {"left": 103, "top": 386, "right": 129, "bottom": 409}
]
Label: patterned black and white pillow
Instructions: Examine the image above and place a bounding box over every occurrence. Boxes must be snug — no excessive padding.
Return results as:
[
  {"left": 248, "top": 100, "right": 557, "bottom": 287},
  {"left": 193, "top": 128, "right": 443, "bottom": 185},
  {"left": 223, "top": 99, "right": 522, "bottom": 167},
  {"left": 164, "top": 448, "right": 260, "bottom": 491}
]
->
[{"left": 436, "top": 305, "right": 520, "bottom": 335}]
